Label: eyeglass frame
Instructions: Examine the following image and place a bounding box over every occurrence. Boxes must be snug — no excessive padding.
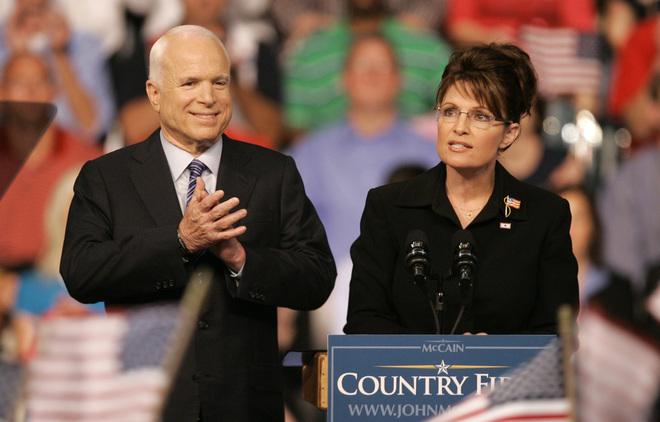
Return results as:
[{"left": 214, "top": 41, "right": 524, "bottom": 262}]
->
[{"left": 433, "top": 105, "right": 513, "bottom": 129}]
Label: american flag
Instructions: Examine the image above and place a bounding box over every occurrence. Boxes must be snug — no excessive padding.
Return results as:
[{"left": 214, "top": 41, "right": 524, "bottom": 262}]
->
[
  {"left": 577, "top": 306, "right": 660, "bottom": 422},
  {"left": 425, "top": 338, "right": 570, "bottom": 422},
  {"left": 0, "top": 358, "right": 23, "bottom": 422},
  {"left": 24, "top": 304, "right": 180, "bottom": 422},
  {"left": 519, "top": 25, "right": 603, "bottom": 97},
  {"left": 505, "top": 196, "right": 521, "bottom": 209}
]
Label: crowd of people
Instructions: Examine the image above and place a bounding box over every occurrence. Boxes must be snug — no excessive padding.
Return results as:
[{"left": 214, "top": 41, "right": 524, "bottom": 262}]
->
[{"left": 1, "top": 0, "right": 659, "bottom": 421}]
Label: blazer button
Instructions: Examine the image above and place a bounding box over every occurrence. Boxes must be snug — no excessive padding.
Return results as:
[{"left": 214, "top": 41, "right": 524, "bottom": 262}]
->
[
  {"left": 198, "top": 320, "right": 209, "bottom": 329},
  {"left": 192, "top": 374, "right": 200, "bottom": 383}
]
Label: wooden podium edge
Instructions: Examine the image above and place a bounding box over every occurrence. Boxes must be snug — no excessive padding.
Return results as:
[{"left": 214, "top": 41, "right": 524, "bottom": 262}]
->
[{"left": 301, "top": 351, "right": 328, "bottom": 410}]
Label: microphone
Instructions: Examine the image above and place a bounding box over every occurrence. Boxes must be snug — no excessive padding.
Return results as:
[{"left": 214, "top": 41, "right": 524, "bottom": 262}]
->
[
  {"left": 404, "top": 230, "right": 431, "bottom": 288},
  {"left": 405, "top": 229, "right": 441, "bottom": 334},
  {"left": 452, "top": 229, "right": 478, "bottom": 297},
  {"left": 449, "top": 229, "right": 477, "bottom": 334}
]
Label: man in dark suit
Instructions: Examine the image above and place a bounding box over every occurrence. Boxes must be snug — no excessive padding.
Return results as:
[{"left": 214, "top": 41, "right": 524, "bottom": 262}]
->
[{"left": 60, "top": 25, "right": 336, "bottom": 422}]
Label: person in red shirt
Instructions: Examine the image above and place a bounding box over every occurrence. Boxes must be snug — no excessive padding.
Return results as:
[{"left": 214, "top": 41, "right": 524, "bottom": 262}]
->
[
  {"left": 0, "top": 53, "right": 102, "bottom": 271},
  {"left": 608, "top": 16, "right": 660, "bottom": 146}
]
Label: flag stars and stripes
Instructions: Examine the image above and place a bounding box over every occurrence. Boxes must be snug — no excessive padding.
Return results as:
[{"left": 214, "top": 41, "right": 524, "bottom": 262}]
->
[{"left": 24, "top": 304, "right": 180, "bottom": 422}]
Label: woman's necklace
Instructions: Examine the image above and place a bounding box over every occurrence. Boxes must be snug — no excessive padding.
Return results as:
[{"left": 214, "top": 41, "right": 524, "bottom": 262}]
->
[
  {"left": 446, "top": 177, "right": 494, "bottom": 221},
  {"left": 454, "top": 205, "right": 485, "bottom": 220}
]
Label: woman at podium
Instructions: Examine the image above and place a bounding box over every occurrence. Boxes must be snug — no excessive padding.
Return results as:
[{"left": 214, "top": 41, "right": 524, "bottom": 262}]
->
[{"left": 344, "top": 43, "right": 579, "bottom": 335}]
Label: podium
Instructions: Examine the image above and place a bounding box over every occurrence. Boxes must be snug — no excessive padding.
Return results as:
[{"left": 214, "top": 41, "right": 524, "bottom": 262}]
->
[{"left": 300, "top": 334, "right": 555, "bottom": 421}]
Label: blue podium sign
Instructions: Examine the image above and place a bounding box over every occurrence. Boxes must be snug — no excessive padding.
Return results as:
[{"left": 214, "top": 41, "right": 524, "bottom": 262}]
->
[{"left": 327, "top": 334, "right": 554, "bottom": 421}]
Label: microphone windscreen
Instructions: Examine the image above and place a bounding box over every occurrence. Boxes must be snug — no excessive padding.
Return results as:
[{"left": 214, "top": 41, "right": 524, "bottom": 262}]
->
[
  {"left": 452, "top": 229, "right": 475, "bottom": 249},
  {"left": 406, "top": 229, "right": 428, "bottom": 246}
]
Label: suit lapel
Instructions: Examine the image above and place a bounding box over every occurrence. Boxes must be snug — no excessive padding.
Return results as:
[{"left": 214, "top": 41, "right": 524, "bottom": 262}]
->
[
  {"left": 130, "top": 132, "right": 183, "bottom": 226},
  {"left": 216, "top": 136, "right": 257, "bottom": 207}
]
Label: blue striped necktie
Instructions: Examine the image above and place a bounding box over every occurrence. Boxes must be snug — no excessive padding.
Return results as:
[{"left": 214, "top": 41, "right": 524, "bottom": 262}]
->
[{"left": 186, "top": 159, "right": 206, "bottom": 207}]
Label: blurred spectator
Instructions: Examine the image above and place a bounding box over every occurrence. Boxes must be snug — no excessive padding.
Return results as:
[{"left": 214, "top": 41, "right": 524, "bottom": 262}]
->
[
  {"left": 0, "top": 0, "right": 182, "bottom": 58},
  {"left": 174, "top": 0, "right": 284, "bottom": 148},
  {"left": 608, "top": 16, "right": 660, "bottom": 146},
  {"left": 222, "top": 0, "right": 281, "bottom": 101},
  {"left": 555, "top": 185, "right": 608, "bottom": 308},
  {"left": 601, "top": 0, "right": 660, "bottom": 53},
  {"left": 10, "top": 166, "right": 104, "bottom": 362},
  {"left": 104, "top": 6, "right": 174, "bottom": 149},
  {"left": 0, "top": 53, "right": 102, "bottom": 271},
  {"left": 283, "top": 0, "right": 451, "bottom": 139},
  {"left": 498, "top": 101, "right": 586, "bottom": 190},
  {"left": 272, "top": 0, "right": 446, "bottom": 51},
  {"left": 445, "top": 0, "right": 597, "bottom": 47},
  {"left": 445, "top": 0, "right": 603, "bottom": 114},
  {"left": 287, "top": 34, "right": 439, "bottom": 346},
  {"left": 48, "top": 0, "right": 181, "bottom": 57},
  {"left": 0, "top": 100, "right": 55, "bottom": 196},
  {"left": 0, "top": 0, "right": 116, "bottom": 142},
  {"left": 0, "top": 268, "right": 17, "bottom": 354},
  {"left": 598, "top": 134, "right": 660, "bottom": 293},
  {"left": 43, "top": 0, "right": 182, "bottom": 150}
]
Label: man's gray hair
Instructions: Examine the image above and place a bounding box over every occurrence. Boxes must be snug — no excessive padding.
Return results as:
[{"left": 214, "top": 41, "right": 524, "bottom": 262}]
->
[{"left": 148, "top": 25, "right": 229, "bottom": 86}]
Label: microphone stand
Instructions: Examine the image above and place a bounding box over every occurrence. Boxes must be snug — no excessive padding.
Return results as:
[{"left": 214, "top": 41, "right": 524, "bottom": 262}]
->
[
  {"left": 432, "top": 273, "right": 443, "bottom": 334},
  {"left": 413, "top": 272, "right": 442, "bottom": 335},
  {"left": 448, "top": 271, "right": 472, "bottom": 335}
]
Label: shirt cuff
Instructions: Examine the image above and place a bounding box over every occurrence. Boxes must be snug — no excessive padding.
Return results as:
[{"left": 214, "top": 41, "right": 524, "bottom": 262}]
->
[{"left": 228, "top": 263, "right": 245, "bottom": 281}]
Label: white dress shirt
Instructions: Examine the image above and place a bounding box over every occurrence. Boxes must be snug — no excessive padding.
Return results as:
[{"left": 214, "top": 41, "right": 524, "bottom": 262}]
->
[{"left": 160, "top": 132, "right": 223, "bottom": 214}]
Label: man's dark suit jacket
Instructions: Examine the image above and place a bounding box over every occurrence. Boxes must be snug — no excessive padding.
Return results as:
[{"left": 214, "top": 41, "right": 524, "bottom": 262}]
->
[
  {"left": 344, "top": 162, "right": 578, "bottom": 335},
  {"left": 60, "top": 131, "right": 336, "bottom": 421}
]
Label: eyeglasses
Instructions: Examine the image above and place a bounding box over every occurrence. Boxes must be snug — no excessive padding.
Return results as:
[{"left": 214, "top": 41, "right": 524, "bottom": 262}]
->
[{"left": 433, "top": 105, "right": 512, "bottom": 129}]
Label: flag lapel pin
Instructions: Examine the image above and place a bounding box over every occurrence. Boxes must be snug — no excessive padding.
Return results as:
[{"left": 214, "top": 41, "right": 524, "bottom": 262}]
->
[{"left": 503, "top": 195, "right": 521, "bottom": 218}]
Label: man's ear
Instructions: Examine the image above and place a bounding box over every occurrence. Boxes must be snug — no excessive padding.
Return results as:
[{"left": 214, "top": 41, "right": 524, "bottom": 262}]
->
[
  {"left": 500, "top": 122, "right": 521, "bottom": 150},
  {"left": 145, "top": 80, "right": 160, "bottom": 112}
]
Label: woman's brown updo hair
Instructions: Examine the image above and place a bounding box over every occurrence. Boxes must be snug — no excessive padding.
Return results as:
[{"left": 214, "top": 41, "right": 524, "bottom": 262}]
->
[{"left": 435, "top": 43, "right": 538, "bottom": 124}]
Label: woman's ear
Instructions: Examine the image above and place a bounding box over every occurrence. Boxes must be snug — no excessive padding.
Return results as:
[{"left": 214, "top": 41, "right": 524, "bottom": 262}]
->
[{"left": 500, "top": 122, "right": 520, "bottom": 150}]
